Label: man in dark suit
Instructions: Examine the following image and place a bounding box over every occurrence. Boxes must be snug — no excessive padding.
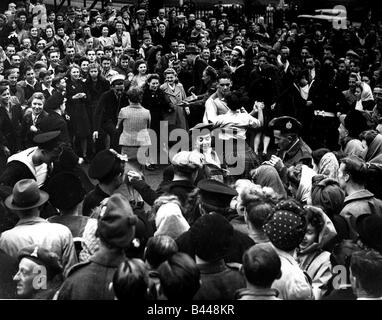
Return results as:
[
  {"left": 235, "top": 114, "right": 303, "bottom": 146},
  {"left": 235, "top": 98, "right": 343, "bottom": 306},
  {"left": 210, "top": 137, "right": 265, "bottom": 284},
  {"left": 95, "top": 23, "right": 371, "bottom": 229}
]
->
[
  {"left": 38, "top": 93, "right": 70, "bottom": 144},
  {"left": 93, "top": 74, "right": 129, "bottom": 151}
]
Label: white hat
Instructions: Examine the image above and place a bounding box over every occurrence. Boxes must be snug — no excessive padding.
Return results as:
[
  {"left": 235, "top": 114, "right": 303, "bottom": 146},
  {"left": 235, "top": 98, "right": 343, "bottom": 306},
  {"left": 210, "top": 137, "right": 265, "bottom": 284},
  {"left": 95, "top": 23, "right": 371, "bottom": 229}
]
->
[
  {"left": 110, "top": 74, "right": 126, "bottom": 85},
  {"left": 233, "top": 46, "right": 245, "bottom": 57}
]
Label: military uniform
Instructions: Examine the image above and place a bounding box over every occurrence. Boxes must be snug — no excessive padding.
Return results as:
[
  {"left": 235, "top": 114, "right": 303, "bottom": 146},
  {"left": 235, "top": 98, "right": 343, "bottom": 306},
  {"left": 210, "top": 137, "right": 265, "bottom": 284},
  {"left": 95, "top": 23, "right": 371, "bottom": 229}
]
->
[
  {"left": 193, "top": 260, "right": 245, "bottom": 300},
  {"left": 269, "top": 116, "right": 313, "bottom": 183},
  {"left": 279, "top": 137, "right": 312, "bottom": 168}
]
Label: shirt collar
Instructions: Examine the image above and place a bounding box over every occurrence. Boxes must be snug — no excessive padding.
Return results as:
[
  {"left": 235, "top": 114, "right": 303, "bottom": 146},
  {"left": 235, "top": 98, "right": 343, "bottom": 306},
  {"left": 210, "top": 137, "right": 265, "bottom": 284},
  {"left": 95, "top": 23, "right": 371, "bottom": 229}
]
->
[
  {"left": 16, "top": 216, "right": 47, "bottom": 226},
  {"left": 42, "top": 83, "right": 53, "bottom": 93}
]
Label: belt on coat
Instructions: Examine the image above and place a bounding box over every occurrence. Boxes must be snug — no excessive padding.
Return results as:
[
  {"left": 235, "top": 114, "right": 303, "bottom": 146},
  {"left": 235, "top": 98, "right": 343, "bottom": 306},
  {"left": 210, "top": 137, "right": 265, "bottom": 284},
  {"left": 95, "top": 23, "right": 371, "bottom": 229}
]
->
[{"left": 314, "top": 110, "right": 335, "bottom": 117}]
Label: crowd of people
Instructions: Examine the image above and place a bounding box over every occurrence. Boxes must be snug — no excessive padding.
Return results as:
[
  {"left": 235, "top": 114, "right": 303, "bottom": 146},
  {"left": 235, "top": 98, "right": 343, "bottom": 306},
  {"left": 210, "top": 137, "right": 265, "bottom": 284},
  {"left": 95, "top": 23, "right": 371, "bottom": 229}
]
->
[{"left": 1, "top": 0, "right": 382, "bottom": 300}]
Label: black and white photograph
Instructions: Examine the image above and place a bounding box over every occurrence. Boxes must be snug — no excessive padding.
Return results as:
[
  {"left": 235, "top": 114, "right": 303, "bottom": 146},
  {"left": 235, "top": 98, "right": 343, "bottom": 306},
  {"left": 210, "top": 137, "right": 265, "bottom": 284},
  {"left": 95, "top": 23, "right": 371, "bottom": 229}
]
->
[{"left": 0, "top": 0, "right": 381, "bottom": 309}]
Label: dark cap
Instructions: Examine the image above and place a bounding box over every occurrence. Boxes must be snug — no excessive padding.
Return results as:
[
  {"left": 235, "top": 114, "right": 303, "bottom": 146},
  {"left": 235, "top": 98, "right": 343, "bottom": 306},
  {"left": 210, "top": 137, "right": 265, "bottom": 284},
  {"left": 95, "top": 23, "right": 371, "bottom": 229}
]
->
[
  {"left": 18, "top": 246, "right": 63, "bottom": 280},
  {"left": 45, "top": 172, "right": 85, "bottom": 210},
  {"left": 197, "top": 179, "right": 237, "bottom": 208},
  {"left": 33, "top": 130, "right": 61, "bottom": 146},
  {"left": 268, "top": 116, "right": 302, "bottom": 135},
  {"left": 356, "top": 214, "right": 382, "bottom": 252},
  {"left": 44, "top": 92, "right": 65, "bottom": 112},
  {"left": 97, "top": 194, "right": 138, "bottom": 248},
  {"left": 88, "top": 149, "right": 123, "bottom": 180}
]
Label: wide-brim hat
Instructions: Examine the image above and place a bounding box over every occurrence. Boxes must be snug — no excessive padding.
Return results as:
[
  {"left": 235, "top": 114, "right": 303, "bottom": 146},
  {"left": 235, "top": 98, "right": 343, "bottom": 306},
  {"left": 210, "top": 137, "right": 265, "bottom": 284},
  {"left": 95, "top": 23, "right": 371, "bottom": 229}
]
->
[{"left": 5, "top": 179, "right": 49, "bottom": 210}]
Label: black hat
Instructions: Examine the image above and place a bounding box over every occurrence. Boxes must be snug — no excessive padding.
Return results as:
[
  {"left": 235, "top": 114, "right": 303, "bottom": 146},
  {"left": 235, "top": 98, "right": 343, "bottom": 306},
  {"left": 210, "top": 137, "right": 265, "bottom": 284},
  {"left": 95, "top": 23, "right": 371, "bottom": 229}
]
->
[
  {"left": 44, "top": 92, "right": 65, "bottom": 112},
  {"left": 197, "top": 179, "right": 237, "bottom": 208},
  {"left": 356, "top": 214, "right": 382, "bottom": 252},
  {"left": 268, "top": 116, "right": 302, "bottom": 135},
  {"left": 190, "top": 213, "right": 233, "bottom": 262},
  {"left": 33, "top": 130, "right": 61, "bottom": 149},
  {"left": 88, "top": 149, "right": 122, "bottom": 180},
  {"left": 46, "top": 172, "right": 85, "bottom": 210},
  {"left": 18, "top": 245, "right": 63, "bottom": 280}
]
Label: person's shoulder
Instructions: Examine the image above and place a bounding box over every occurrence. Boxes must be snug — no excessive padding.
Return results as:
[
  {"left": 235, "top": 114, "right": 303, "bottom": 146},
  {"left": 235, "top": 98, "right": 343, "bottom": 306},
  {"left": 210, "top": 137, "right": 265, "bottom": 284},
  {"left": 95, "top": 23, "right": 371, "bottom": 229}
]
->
[
  {"left": 46, "top": 221, "right": 73, "bottom": 236},
  {"left": 65, "top": 260, "right": 93, "bottom": 278}
]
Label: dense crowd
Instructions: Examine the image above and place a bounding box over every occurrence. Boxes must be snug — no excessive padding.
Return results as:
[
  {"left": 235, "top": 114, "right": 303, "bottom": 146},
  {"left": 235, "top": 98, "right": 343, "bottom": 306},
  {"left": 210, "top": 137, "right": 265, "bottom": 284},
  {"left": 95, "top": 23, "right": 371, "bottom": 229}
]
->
[{"left": 0, "top": 0, "right": 382, "bottom": 300}]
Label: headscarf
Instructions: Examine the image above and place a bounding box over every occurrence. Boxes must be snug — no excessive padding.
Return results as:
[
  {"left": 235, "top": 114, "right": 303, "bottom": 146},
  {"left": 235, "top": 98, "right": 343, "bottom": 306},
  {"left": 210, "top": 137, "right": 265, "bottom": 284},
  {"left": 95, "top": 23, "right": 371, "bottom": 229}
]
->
[
  {"left": 263, "top": 199, "right": 306, "bottom": 252},
  {"left": 298, "top": 206, "right": 337, "bottom": 255},
  {"left": 154, "top": 202, "right": 190, "bottom": 240},
  {"left": 311, "top": 176, "right": 345, "bottom": 218},
  {"left": 251, "top": 165, "right": 287, "bottom": 199},
  {"left": 365, "top": 134, "right": 382, "bottom": 162},
  {"left": 317, "top": 152, "right": 339, "bottom": 180}
]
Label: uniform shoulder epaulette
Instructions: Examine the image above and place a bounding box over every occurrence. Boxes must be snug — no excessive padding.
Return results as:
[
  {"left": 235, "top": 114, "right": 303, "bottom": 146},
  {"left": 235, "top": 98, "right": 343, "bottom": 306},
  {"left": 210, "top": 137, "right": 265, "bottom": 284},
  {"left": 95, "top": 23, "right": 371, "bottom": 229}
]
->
[
  {"left": 226, "top": 262, "right": 243, "bottom": 272},
  {"left": 66, "top": 260, "right": 92, "bottom": 277}
]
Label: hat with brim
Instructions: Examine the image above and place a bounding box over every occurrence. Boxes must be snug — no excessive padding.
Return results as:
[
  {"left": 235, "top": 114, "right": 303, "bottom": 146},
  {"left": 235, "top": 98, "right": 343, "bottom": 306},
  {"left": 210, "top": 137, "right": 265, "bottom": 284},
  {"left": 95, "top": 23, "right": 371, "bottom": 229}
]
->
[
  {"left": 197, "top": 178, "right": 237, "bottom": 208},
  {"left": 5, "top": 179, "right": 49, "bottom": 210},
  {"left": 110, "top": 74, "right": 126, "bottom": 85}
]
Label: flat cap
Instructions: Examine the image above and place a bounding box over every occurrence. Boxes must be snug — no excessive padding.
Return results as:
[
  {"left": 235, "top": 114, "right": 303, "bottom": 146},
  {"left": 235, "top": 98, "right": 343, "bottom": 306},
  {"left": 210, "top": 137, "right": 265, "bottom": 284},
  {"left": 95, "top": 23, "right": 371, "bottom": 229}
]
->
[
  {"left": 268, "top": 116, "right": 302, "bottom": 135},
  {"left": 171, "top": 151, "right": 203, "bottom": 173}
]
